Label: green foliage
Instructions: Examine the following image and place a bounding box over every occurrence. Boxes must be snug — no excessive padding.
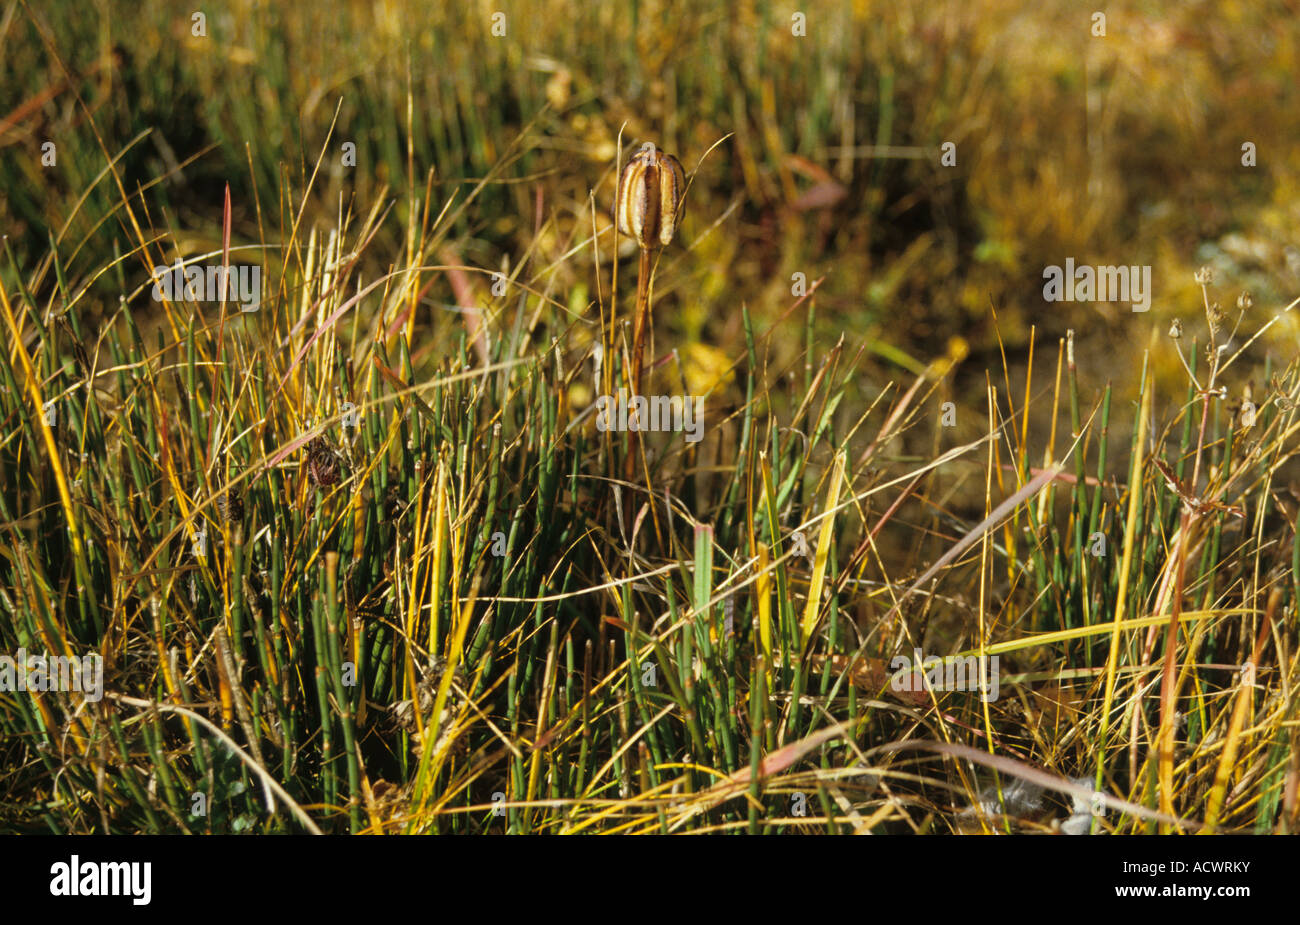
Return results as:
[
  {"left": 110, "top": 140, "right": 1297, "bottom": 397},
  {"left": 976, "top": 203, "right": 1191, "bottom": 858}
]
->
[{"left": 2, "top": 0, "right": 1298, "bottom": 836}]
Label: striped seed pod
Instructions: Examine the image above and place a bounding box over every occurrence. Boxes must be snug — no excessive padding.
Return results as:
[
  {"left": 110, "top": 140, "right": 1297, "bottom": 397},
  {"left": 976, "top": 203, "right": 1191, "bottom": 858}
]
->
[{"left": 615, "top": 142, "right": 686, "bottom": 249}]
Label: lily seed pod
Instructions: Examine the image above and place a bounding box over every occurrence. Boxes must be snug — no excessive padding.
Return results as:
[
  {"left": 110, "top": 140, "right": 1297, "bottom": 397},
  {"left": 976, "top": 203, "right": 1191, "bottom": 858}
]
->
[{"left": 616, "top": 142, "right": 686, "bottom": 249}]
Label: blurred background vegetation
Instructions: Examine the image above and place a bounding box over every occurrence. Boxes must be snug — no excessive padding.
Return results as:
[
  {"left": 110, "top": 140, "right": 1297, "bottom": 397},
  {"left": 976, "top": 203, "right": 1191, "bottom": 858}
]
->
[{"left": 5, "top": 0, "right": 1299, "bottom": 399}]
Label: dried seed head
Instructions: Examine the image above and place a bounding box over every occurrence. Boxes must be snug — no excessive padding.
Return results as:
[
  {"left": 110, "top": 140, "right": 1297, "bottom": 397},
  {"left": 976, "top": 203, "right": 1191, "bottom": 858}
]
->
[
  {"left": 1207, "top": 301, "right": 1225, "bottom": 335},
  {"left": 1169, "top": 318, "right": 1183, "bottom": 339},
  {"left": 387, "top": 657, "right": 470, "bottom": 758},
  {"left": 1194, "top": 265, "right": 1215, "bottom": 286},
  {"left": 1237, "top": 291, "right": 1253, "bottom": 311},
  {"left": 307, "top": 436, "right": 343, "bottom": 488},
  {"left": 218, "top": 488, "right": 244, "bottom": 522},
  {"left": 615, "top": 142, "right": 686, "bottom": 250}
]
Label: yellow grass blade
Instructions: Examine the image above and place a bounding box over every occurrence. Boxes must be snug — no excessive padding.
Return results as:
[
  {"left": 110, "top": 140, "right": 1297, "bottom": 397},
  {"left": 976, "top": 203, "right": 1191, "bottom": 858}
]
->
[{"left": 800, "top": 450, "right": 845, "bottom": 645}]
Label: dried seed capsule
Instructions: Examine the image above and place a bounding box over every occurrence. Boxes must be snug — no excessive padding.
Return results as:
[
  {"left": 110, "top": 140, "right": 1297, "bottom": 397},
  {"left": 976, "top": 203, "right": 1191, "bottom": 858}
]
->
[
  {"left": 615, "top": 142, "right": 686, "bottom": 249},
  {"left": 218, "top": 488, "right": 244, "bottom": 522},
  {"left": 307, "top": 436, "right": 342, "bottom": 488}
]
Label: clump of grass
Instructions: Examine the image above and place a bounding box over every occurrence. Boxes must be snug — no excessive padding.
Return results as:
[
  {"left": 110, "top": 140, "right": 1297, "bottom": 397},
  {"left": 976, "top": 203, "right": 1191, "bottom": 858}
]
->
[
  {"left": 3, "top": 114, "right": 1298, "bottom": 834},
  {"left": 3, "top": 0, "right": 1300, "bottom": 833}
]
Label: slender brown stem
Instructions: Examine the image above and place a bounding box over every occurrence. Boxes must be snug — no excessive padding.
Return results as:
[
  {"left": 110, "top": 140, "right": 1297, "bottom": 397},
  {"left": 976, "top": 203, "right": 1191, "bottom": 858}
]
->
[
  {"left": 630, "top": 246, "right": 654, "bottom": 397},
  {"left": 624, "top": 246, "right": 654, "bottom": 500}
]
